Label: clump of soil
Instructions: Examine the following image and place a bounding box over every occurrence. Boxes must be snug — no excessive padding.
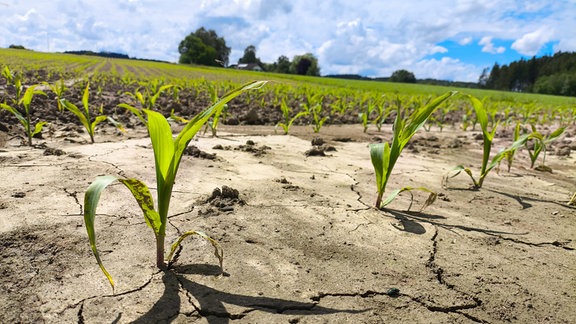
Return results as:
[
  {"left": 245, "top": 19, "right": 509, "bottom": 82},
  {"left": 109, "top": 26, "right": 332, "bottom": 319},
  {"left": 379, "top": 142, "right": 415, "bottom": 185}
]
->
[
  {"left": 205, "top": 185, "right": 245, "bottom": 212},
  {"left": 212, "top": 140, "right": 271, "bottom": 157},
  {"left": 183, "top": 145, "right": 217, "bottom": 160},
  {"left": 43, "top": 147, "right": 66, "bottom": 156},
  {"left": 305, "top": 137, "right": 337, "bottom": 156}
]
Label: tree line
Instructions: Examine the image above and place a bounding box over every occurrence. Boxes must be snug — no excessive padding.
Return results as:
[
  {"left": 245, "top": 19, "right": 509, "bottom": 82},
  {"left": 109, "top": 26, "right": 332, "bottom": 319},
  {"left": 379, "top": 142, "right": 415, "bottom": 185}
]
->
[
  {"left": 481, "top": 51, "right": 576, "bottom": 96},
  {"left": 178, "top": 28, "right": 320, "bottom": 76}
]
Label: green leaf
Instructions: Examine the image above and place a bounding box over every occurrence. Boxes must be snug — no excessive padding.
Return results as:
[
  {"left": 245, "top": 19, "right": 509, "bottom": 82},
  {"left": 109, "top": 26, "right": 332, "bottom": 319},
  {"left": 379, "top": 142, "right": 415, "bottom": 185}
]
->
[
  {"left": 173, "top": 80, "right": 267, "bottom": 171},
  {"left": 91, "top": 115, "right": 109, "bottom": 132},
  {"left": 0, "top": 103, "right": 26, "bottom": 125},
  {"left": 546, "top": 127, "right": 565, "bottom": 143},
  {"left": 145, "top": 109, "right": 176, "bottom": 184},
  {"left": 468, "top": 95, "right": 490, "bottom": 139},
  {"left": 117, "top": 178, "right": 162, "bottom": 234},
  {"left": 370, "top": 142, "right": 391, "bottom": 196},
  {"left": 32, "top": 121, "right": 47, "bottom": 137},
  {"left": 61, "top": 99, "right": 91, "bottom": 133},
  {"left": 82, "top": 83, "right": 90, "bottom": 113},
  {"left": 84, "top": 175, "right": 119, "bottom": 291},
  {"left": 118, "top": 103, "right": 146, "bottom": 124}
]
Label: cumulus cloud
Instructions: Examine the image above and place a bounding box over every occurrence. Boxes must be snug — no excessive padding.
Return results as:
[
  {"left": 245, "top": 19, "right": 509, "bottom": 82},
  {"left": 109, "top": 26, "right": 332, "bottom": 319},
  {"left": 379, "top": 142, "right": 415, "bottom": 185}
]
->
[
  {"left": 511, "top": 27, "right": 554, "bottom": 56},
  {"left": 0, "top": 0, "right": 574, "bottom": 81},
  {"left": 479, "top": 37, "right": 506, "bottom": 54}
]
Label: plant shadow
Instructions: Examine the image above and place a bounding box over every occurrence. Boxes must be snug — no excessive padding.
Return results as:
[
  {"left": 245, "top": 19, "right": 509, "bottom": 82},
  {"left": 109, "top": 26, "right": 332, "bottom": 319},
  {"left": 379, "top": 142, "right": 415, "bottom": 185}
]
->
[
  {"left": 384, "top": 208, "right": 526, "bottom": 236},
  {"left": 133, "top": 265, "right": 367, "bottom": 324}
]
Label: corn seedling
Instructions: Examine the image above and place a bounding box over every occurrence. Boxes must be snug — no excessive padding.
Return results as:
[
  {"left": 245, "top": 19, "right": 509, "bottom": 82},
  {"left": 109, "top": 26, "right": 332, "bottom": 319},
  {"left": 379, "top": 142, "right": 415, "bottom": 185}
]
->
[
  {"left": 370, "top": 91, "right": 456, "bottom": 209},
  {"left": 83, "top": 80, "right": 266, "bottom": 291},
  {"left": 60, "top": 83, "right": 123, "bottom": 144},
  {"left": 0, "top": 85, "right": 47, "bottom": 146},
  {"left": 524, "top": 124, "right": 565, "bottom": 171},
  {"left": 2, "top": 66, "right": 24, "bottom": 105},
  {"left": 118, "top": 82, "right": 173, "bottom": 125},
  {"left": 500, "top": 123, "right": 522, "bottom": 173},
  {"left": 205, "top": 83, "right": 226, "bottom": 136},
  {"left": 445, "top": 95, "right": 531, "bottom": 189},
  {"left": 371, "top": 96, "right": 391, "bottom": 132},
  {"left": 276, "top": 97, "right": 309, "bottom": 135},
  {"left": 43, "top": 79, "right": 67, "bottom": 112}
]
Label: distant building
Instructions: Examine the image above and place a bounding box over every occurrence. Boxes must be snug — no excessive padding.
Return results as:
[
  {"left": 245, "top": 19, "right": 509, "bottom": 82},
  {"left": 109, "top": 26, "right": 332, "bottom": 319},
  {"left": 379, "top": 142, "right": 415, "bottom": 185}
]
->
[{"left": 230, "top": 63, "right": 264, "bottom": 71}]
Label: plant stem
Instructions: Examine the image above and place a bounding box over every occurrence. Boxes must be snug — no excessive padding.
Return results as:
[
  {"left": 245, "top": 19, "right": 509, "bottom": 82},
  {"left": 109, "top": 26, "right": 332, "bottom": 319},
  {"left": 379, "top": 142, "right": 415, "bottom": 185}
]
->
[{"left": 156, "top": 234, "right": 166, "bottom": 269}]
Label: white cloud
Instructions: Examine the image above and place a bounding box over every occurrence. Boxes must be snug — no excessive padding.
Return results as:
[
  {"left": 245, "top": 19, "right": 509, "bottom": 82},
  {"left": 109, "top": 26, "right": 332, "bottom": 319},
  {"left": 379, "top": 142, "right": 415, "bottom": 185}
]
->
[
  {"left": 479, "top": 36, "right": 506, "bottom": 54},
  {"left": 0, "top": 0, "right": 574, "bottom": 81},
  {"left": 458, "top": 37, "right": 472, "bottom": 46},
  {"left": 512, "top": 27, "right": 554, "bottom": 56}
]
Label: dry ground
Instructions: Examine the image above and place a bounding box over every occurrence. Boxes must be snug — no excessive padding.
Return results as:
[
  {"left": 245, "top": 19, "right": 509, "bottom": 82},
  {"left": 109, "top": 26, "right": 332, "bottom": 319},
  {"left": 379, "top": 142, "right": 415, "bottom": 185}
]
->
[{"left": 0, "top": 123, "right": 575, "bottom": 323}]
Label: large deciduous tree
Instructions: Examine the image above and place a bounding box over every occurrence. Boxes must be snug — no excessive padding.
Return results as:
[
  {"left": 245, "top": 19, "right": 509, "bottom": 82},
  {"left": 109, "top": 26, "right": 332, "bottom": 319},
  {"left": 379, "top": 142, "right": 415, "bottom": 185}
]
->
[
  {"left": 178, "top": 27, "right": 230, "bottom": 67},
  {"left": 390, "top": 69, "right": 416, "bottom": 83},
  {"left": 291, "top": 53, "right": 320, "bottom": 76},
  {"left": 239, "top": 45, "right": 259, "bottom": 64}
]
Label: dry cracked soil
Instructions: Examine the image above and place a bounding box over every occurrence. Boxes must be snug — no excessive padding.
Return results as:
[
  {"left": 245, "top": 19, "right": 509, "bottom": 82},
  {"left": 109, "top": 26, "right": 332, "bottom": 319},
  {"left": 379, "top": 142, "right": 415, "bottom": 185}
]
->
[{"left": 0, "top": 123, "right": 575, "bottom": 324}]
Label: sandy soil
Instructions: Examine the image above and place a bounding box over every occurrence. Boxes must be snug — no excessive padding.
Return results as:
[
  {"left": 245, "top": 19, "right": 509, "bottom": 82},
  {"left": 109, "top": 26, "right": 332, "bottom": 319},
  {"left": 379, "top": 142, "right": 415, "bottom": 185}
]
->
[{"left": 0, "top": 123, "right": 575, "bottom": 323}]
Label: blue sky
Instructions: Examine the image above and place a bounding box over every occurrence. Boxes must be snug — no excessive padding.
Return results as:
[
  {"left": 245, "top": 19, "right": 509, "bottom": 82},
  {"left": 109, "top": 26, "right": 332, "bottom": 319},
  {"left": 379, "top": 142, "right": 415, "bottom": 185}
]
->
[{"left": 0, "top": 0, "right": 574, "bottom": 82}]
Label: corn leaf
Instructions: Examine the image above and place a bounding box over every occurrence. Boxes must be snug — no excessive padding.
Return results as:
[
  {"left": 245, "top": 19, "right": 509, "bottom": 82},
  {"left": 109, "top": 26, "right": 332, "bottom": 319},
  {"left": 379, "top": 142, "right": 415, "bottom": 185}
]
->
[
  {"left": 91, "top": 115, "right": 109, "bottom": 133},
  {"left": 62, "top": 99, "right": 91, "bottom": 131},
  {"left": 118, "top": 103, "right": 146, "bottom": 124},
  {"left": 0, "top": 103, "right": 26, "bottom": 124},
  {"left": 83, "top": 175, "right": 119, "bottom": 291},
  {"left": 82, "top": 83, "right": 90, "bottom": 113},
  {"left": 84, "top": 175, "right": 164, "bottom": 290},
  {"left": 32, "top": 121, "right": 47, "bottom": 137},
  {"left": 19, "top": 85, "right": 45, "bottom": 112},
  {"left": 370, "top": 142, "right": 391, "bottom": 196},
  {"left": 116, "top": 178, "right": 162, "bottom": 234}
]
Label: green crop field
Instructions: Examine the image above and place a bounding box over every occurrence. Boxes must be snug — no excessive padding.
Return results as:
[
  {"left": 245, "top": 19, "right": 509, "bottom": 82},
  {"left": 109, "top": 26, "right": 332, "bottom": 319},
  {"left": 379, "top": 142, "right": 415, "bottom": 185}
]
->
[{"left": 1, "top": 47, "right": 575, "bottom": 139}]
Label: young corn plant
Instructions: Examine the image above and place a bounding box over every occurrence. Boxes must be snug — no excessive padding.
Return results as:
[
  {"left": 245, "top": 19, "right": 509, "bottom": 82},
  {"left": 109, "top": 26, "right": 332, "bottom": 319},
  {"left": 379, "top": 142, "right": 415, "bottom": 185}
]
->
[
  {"left": 84, "top": 80, "right": 266, "bottom": 291},
  {"left": 2, "top": 66, "right": 24, "bottom": 105},
  {"left": 500, "top": 123, "right": 522, "bottom": 173},
  {"left": 524, "top": 124, "right": 565, "bottom": 171},
  {"left": 276, "top": 97, "right": 309, "bottom": 135},
  {"left": 302, "top": 91, "right": 327, "bottom": 133},
  {"left": 370, "top": 91, "right": 456, "bottom": 210},
  {"left": 372, "top": 96, "right": 392, "bottom": 132},
  {"left": 0, "top": 85, "right": 47, "bottom": 146},
  {"left": 60, "top": 83, "right": 123, "bottom": 144},
  {"left": 205, "top": 83, "right": 227, "bottom": 136},
  {"left": 43, "top": 79, "right": 67, "bottom": 112},
  {"left": 118, "top": 82, "right": 173, "bottom": 125},
  {"left": 445, "top": 96, "right": 531, "bottom": 189}
]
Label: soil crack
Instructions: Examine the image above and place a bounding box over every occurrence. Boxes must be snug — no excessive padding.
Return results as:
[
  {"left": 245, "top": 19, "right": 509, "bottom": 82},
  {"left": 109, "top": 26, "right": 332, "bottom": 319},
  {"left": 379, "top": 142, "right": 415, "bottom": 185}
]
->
[
  {"left": 423, "top": 226, "right": 486, "bottom": 322},
  {"left": 64, "top": 188, "right": 83, "bottom": 215},
  {"left": 345, "top": 172, "right": 372, "bottom": 210},
  {"left": 487, "top": 235, "right": 574, "bottom": 251},
  {"left": 87, "top": 152, "right": 126, "bottom": 177},
  {"left": 60, "top": 271, "right": 159, "bottom": 322}
]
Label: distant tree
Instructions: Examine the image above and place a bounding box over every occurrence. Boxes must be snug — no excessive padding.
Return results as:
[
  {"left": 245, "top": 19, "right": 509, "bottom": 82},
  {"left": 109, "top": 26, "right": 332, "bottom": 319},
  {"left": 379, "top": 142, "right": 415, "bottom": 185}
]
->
[
  {"left": 8, "top": 44, "right": 26, "bottom": 50},
  {"left": 275, "top": 55, "right": 291, "bottom": 74},
  {"left": 178, "top": 27, "right": 230, "bottom": 66},
  {"left": 267, "top": 55, "right": 291, "bottom": 74},
  {"left": 390, "top": 69, "right": 416, "bottom": 83},
  {"left": 239, "top": 45, "right": 259, "bottom": 64},
  {"left": 478, "top": 67, "right": 490, "bottom": 87},
  {"left": 290, "top": 53, "right": 320, "bottom": 76}
]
